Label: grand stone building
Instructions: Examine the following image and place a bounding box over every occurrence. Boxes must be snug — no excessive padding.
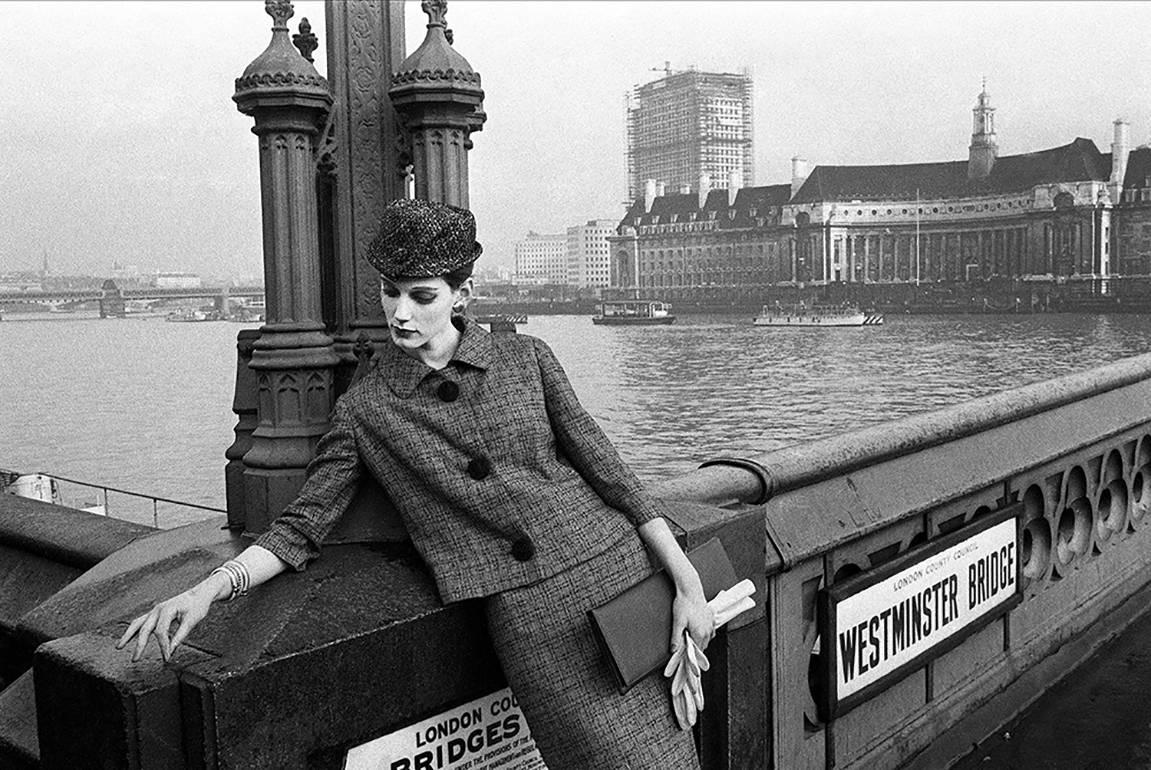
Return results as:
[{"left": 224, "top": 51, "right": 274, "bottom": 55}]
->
[{"left": 611, "top": 85, "right": 1151, "bottom": 299}]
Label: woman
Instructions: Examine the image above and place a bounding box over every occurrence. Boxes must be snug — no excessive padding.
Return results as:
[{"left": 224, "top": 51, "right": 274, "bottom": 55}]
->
[{"left": 118, "top": 198, "right": 713, "bottom": 769}]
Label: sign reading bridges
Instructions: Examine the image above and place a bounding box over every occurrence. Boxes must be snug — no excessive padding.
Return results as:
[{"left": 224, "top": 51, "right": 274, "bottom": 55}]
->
[
  {"left": 818, "top": 505, "right": 1022, "bottom": 719},
  {"left": 345, "top": 687, "right": 545, "bottom": 770}
]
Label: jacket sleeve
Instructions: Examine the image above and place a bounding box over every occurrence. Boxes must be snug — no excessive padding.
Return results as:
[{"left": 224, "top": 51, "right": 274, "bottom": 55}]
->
[
  {"left": 252, "top": 396, "right": 364, "bottom": 570},
  {"left": 533, "top": 337, "right": 665, "bottom": 527}
]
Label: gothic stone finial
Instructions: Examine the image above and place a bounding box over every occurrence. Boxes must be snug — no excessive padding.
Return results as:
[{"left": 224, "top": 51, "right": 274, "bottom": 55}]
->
[
  {"left": 421, "top": 0, "right": 448, "bottom": 27},
  {"left": 293, "top": 17, "right": 318, "bottom": 62},
  {"left": 266, "top": 0, "right": 294, "bottom": 29}
]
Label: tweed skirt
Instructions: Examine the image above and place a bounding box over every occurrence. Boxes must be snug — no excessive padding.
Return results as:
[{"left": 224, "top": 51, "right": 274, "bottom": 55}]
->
[{"left": 484, "top": 530, "right": 700, "bottom": 770}]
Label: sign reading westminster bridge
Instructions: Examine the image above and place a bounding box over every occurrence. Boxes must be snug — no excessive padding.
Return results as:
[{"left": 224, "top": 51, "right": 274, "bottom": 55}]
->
[{"left": 819, "top": 506, "right": 1022, "bottom": 719}]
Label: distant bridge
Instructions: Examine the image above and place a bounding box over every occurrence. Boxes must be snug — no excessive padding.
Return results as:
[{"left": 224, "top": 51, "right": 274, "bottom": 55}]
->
[{"left": 0, "top": 285, "right": 264, "bottom": 309}]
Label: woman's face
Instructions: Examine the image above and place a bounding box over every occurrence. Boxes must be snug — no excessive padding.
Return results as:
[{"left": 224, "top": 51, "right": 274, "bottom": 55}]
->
[{"left": 380, "top": 276, "right": 464, "bottom": 353}]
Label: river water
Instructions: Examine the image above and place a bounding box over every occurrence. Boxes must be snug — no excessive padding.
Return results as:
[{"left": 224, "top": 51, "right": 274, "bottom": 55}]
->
[{"left": 3, "top": 312, "right": 1151, "bottom": 527}]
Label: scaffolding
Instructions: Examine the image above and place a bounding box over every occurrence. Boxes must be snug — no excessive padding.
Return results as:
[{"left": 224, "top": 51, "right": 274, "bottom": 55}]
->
[{"left": 626, "top": 66, "right": 754, "bottom": 203}]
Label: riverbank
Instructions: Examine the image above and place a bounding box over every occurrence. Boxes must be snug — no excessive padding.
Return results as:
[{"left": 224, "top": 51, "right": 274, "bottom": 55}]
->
[{"left": 471, "top": 294, "right": 1151, "bottom": 317}]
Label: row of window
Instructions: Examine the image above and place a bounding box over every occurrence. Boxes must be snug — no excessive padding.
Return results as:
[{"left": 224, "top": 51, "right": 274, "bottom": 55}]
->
[{"left": 835, "top": 198, "right": 1034, "bottom": 219}]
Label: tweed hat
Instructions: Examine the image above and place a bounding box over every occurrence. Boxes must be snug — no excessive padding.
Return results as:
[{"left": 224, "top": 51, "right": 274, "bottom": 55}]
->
[{"left": 366, "top": 198, "right": 482, "bottom": 278}]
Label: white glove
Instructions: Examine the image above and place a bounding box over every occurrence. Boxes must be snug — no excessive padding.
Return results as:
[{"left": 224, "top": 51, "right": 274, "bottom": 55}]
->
[
  {"left": 709, "top": 579, "right": 756, "bottom": 627},
  {"left": 664, "top": 578, "right": 757, "bottom": 731},
  {"left": 666, "top": 630, "right": 707, "bottom": 730}
]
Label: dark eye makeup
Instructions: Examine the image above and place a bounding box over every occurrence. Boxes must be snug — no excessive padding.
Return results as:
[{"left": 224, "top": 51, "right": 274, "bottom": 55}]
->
[{"left": 380, "top": 284, "right": 440, "bottom": 304}]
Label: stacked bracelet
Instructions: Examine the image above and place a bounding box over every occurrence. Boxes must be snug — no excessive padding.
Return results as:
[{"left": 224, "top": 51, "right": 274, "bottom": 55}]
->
[{"left": 210, "top": 560, "right": 251, "bottom": 602}]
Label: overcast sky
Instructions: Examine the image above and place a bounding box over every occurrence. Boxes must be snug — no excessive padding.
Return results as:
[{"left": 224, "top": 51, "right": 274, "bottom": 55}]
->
[{"left": 7, "top": 1, "right": 1151, "bottom": 279}]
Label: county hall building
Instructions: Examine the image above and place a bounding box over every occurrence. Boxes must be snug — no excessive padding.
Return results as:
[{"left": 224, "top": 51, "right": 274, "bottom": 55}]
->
[{"left": 610, "top": 84, "right": 1151, "bottom": 301}]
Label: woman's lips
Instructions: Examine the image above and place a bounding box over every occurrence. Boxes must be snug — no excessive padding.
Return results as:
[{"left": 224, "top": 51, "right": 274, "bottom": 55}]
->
[{"left": 392, "top": 326, "right": 416, "bottom": 338}]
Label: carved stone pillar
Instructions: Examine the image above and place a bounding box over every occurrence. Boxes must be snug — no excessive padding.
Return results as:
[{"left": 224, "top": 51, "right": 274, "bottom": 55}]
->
[
  {"left": 224, "top": 329, "right": 259, "bottom": 530},
  {"left": 389, "top": 0, "right": 486, "bottom": 209},
  {"left": 233, "top": 0, "right": 339, "bottom": 533},
  {"left": 323, "top": 0, "right": 408, "bottom": 382}
]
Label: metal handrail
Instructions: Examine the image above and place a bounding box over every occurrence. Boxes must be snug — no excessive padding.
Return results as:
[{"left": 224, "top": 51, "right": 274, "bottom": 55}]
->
[
  {"left": 2, "top": 468, "right": 225, "bottom": 528},
  {"left": 651, "top": 350, "right": 1151, "bottom": 507}
]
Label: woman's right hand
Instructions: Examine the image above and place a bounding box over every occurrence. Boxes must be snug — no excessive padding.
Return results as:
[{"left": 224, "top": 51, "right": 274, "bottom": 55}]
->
[{"left": 116, "top": 573, "right": 227, "bottom": 662}]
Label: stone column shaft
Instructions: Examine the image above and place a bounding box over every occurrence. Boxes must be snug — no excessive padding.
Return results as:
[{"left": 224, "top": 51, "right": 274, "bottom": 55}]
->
[
  {"left": 411, "top": 123, "right": 471, "bottom": 207},
  {"left": 256, "top": 118, "right": 326, "bottom": 324}
]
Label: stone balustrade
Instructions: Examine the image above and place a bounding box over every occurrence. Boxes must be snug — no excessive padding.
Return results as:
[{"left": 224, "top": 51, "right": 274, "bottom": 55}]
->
[{"left": 653, "top": 349, "right": 1151, "bottom": 768}]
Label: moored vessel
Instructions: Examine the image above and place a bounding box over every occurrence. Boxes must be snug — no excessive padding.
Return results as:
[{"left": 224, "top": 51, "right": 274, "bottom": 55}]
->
[
  {"left": 165, "top": 308, "right": 222, "bottom": 322},
  {"left": 472, "top": 312, "right": 527, "bottom": 325},
  {"left": 753, "top": 302, "right": 883, "bottom": 327},
  {"left": 3, "top": 472, "right": 107, "bottom": 515},
  {"left": 592, "top": 300, "right": 676, "bottom": 325}
]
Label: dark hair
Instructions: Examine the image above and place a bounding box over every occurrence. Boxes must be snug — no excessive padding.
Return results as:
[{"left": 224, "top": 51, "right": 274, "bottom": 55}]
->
[
  {"left": 443, "top": 262, "right": 475, "bottom": 290},
  {"left": 384, "top": 262, "right": 474, "bottom": 291}
]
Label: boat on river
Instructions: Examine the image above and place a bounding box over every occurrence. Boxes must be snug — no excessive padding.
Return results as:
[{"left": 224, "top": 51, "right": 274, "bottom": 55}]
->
[
  {"left": 592, "top": 300, "right": 676, "bottom": 326},
  {"left": 3, "top": 472, "right": 107, "bottom": 515},
  {"left": 166, "top": 308, "right": 222, "bottom": 323},
  {"left": 753, "top": 302, "right": 883, "bottom": 327},
  {"left": 472, "top": 312, "right": 527, "bottom": 325}
]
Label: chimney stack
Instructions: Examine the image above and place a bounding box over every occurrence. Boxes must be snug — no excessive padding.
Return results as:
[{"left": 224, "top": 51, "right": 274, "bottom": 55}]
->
[
  {"left": 791, "top": 157, "right": 810, "bottom": 198},
  {"left": 698, "top": 173, "right": 710, "bottom": 210},
  {"left": 1112, "top": 118, "right": 1131, "bottom": 186},
  {"left": 644, "top": 179, "right": 656, "bottom": 213},
  {"left": 679, "top": 183, "right": 691, "bottom": 194},
  {"left": 656, "top": 181, "right": 666, "bottom": 197},
  {"left": 727, "top": 169, "right": 741, "bottom": 206}
]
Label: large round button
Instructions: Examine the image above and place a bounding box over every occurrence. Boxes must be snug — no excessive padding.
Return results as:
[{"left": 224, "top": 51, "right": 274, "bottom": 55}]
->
[
  {"left": 511, "top": 537, "right": 535, "bottom": 562},
  {"left": 466, "top": 457, "right": 490, "bottom": 480},
  {"left": 437, "top": 381, "right": 460, "bottom": 402}
]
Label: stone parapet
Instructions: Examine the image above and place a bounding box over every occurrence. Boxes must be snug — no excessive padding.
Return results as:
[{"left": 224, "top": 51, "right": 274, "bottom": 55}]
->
[
  {"left": 0, "top": 497, "right": 153, "bottom": 689},
  {"left": 26, "top": 528, "right": 501, "bottom": 767},
  {"left": 0, "top": 498, "right": 155, "bottom": 764},
  {"left": 0, "top": 495, "right": 153, "bottom": 570},
  {"left": 17, "top": 500, "right": 759, "bottom": 768}
]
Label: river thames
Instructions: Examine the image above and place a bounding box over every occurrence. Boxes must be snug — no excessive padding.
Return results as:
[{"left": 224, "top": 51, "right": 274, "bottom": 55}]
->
[{"left": 3, "top": 311, "right": 1150, "bottom": 527}]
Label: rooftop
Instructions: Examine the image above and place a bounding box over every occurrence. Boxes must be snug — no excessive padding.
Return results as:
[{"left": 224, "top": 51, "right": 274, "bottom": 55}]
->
[{"left": 792, "top": 138, "right": 1111, "bottom": 203}]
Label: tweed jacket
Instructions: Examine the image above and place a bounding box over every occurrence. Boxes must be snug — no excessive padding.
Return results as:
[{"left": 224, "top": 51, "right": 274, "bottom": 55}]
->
[{"left": 254, "top": 317, "right": 666, "bottom": 602}]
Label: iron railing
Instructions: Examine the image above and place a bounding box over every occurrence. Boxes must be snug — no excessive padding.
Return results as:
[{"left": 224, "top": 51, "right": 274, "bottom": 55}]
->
[{"left": 1, "top": 468, "right": 225, "bottom": 529}]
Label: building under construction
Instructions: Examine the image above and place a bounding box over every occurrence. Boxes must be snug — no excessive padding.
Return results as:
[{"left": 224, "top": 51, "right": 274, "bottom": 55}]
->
[{"left": 625, "top": 65, "right": 754, "bottom": 201}]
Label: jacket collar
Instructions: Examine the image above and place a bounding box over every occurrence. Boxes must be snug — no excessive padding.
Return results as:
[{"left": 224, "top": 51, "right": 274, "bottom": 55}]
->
[{"left": 376, "top": 315, "right": 493, "bottom": 397}]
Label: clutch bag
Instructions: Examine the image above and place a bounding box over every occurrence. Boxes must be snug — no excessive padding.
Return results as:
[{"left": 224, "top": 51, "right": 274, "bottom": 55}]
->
[{"left": 587, "top": 537, "right": 739, "bottom": 693}]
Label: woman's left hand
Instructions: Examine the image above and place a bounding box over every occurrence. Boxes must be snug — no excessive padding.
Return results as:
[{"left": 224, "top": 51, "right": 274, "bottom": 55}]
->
[
  {"left": 636, "top": 517, "right": 718, "bottom": 656},
  {"left": 671, "top": 586, "right": 716, "bottom": 655}
]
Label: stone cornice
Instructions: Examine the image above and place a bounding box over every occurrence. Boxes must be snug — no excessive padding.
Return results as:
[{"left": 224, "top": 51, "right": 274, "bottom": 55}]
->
[
  {"left": 390, "top": 67, "right": 482, "bottom": 88},
  {"left": 235, "top": 70, "right": 329, "bottom": 94}
]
